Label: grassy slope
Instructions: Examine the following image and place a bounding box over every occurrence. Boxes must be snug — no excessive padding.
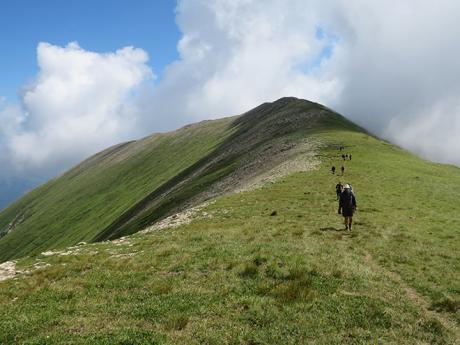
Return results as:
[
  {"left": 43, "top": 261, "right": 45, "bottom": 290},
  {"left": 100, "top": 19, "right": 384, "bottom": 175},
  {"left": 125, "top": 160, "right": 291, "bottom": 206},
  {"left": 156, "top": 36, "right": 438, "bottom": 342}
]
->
[
  {"left": 0, "top": 117, "right": 235, "bottom": 261},
  {"left": 0, "top": 129, "right": 459, "bottom": 344},
  {"left": 0, "top": 98, "right": 356, "bottom": 262},
  {"left": 96, "top": 99, "right": 360, "bottom": 241}
]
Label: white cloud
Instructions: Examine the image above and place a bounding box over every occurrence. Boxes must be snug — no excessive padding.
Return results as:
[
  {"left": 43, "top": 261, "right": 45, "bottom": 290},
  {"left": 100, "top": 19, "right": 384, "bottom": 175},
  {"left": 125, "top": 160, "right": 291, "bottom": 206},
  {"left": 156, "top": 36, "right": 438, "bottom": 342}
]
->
[
  {"left": 151, "top": 0, "right": 460, "bottom": 165},
  {"left": 323, "top": 0, "right": 460, "bottom": 164},
  {"left": 1, "top": 42, "right": 153, "bottom": 174},
  {"left": 145, "top": 0, "right": 341, "bottom": 129},
  {"left": 385, "top": 98, "right": 460, "bottom": 164}
]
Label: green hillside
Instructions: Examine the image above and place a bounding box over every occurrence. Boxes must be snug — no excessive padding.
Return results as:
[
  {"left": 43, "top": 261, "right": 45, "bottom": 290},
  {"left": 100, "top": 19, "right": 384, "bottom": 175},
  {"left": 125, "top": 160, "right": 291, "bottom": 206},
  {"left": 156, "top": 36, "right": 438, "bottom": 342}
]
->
[
  {"left": 0, "top": 98, "right": 357, "bottom": 262},
  {"left": 0, "top": 116, "right": 233, "bottom": 261},
  {"left": 0, "top": 99, "right": 459, "bottom": 344}
]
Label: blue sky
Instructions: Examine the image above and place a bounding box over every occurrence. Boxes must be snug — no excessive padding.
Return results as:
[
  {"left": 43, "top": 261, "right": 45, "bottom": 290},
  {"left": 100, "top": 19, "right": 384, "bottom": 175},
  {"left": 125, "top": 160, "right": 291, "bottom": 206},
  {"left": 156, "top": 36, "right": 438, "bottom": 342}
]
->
[{"left": 0, "top": 0, "right": 180, "bottom": 102}]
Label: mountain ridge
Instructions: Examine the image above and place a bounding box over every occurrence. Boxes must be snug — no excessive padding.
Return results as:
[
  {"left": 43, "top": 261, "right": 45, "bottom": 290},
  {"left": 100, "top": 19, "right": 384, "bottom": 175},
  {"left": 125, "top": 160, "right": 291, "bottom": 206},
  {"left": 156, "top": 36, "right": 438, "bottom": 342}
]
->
[{"left": 0, "top": 97, "right": 361, "bottom": 262}]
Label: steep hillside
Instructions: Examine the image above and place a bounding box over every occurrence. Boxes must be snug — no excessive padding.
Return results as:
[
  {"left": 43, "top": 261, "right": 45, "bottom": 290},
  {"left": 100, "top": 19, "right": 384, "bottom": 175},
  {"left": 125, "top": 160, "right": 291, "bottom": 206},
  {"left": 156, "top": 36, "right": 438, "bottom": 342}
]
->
[
  {"left": 0, "top": 123, "right": 459, "bottom": 344},
  {"left": 0, "top": 98, "right": 360, "bottom": 262}
]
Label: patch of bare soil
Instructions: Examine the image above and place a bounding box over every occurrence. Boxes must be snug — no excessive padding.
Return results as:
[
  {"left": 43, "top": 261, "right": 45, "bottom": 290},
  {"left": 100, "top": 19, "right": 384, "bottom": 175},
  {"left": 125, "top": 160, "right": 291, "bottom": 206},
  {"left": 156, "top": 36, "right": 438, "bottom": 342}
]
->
[
  {"left": 232, "top": 138, "right": 321, "bottom": 193},
  {"left": 140, "top": 201, "right": 214, "bottom": 234}
]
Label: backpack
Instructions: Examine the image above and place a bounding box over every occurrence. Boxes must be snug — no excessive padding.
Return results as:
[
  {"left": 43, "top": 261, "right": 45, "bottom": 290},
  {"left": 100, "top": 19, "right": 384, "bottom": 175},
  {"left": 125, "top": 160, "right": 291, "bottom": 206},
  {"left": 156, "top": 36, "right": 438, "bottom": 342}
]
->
[{"left": 343, "top": 191, "right": 354, "bottom": 208}]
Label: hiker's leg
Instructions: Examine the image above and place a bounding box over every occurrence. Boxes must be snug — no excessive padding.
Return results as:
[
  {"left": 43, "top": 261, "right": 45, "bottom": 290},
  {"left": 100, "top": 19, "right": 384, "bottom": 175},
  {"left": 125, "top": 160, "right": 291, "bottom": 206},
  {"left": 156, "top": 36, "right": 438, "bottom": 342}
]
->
[
  {"left": 348, "top": 217, "right": 353, "bottom": 230},
  {"left": 343, "top": 217, "right": 348, "bottom": 229}
]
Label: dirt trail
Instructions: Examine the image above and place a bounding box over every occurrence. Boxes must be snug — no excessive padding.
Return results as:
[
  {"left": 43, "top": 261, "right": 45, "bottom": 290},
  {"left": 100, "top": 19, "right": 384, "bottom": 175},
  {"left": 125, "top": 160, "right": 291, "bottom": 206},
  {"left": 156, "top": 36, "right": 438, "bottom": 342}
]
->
[{"left": 364, "top": 251, "right": 460, "bottom": 341}]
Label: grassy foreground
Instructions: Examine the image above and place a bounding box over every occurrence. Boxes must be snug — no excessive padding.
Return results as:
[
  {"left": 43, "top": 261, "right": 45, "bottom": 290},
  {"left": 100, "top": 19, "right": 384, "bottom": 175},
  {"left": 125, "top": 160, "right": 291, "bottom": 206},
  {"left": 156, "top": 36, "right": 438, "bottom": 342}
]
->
[{"left": 0, "top": 129, "right": 459, "bottom": 344}]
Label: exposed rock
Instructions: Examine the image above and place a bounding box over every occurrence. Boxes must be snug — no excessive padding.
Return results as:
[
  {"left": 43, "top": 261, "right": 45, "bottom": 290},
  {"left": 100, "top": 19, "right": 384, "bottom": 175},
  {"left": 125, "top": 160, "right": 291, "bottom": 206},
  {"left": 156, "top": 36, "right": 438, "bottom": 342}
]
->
[{"left": 0, "top": 261, "right": 17, "bottom": 281}]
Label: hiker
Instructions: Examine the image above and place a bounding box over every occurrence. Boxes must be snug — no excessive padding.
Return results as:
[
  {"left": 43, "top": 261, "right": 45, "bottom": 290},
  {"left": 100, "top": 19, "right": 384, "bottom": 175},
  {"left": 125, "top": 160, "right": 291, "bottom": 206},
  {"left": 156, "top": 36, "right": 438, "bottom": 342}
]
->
[
  {"left": 341, "top": 154, "right": 345, "bottom": 160},
  {"left": 338, "top": 184, "right": 357, "bottom": 230},
  {"left": 335, "top": 182, "right": 342, "bottom": 200},
  {"left": 341, "top": 166, "right": 345, "bottom": 175},
  {"left": 349, "top": 154, "right": 352, "bottom": 161},
  {"left": 331, "top": 166, "right": 336, "bottom": 174},
  {"left": 345, "top": 154, "right": 348, "bottom": 159}
]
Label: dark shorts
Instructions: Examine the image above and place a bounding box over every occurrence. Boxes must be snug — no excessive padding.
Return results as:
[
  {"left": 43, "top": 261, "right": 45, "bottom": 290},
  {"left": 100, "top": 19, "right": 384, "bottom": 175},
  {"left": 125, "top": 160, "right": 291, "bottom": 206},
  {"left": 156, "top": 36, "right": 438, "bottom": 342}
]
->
[{"left": 342, "top": 208, "right": 354, "bottom": 217}]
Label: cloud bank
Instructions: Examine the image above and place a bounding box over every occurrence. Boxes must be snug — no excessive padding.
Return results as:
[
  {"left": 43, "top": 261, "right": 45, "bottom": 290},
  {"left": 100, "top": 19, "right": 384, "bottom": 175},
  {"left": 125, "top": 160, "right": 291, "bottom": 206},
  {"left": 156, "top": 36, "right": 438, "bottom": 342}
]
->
[
  {"left": 147, "top": 0, "right": 341, "bottom": 129},
  {"left": 0, "top": 42, "right": 152, "bottom": 176},
  {"left": 1, "top": 0, "right": 460, "bottom": 208},
  {"left": 155, "top": 0, "right": 460, "bottom": 166}
]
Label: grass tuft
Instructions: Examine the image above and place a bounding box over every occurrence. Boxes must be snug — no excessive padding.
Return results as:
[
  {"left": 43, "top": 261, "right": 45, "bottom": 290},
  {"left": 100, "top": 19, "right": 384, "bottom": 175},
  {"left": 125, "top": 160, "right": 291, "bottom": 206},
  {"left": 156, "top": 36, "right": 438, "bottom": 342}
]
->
[
  {"left": 164, "top": 315, "right": 189, "bottom": 331},
  {"left": 239, "top": 263, "right": 259, "bottom": 278},
  {"left": 430, "top": 297, "right": 460, "bottom": 313}
]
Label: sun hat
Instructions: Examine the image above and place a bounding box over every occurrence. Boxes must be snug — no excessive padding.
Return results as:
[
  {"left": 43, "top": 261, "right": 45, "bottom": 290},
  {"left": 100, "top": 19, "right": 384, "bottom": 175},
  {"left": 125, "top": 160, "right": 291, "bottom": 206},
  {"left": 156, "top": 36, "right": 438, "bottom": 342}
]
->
[{"left": 343, "top": 184, "right": 350, "bottom": 189}]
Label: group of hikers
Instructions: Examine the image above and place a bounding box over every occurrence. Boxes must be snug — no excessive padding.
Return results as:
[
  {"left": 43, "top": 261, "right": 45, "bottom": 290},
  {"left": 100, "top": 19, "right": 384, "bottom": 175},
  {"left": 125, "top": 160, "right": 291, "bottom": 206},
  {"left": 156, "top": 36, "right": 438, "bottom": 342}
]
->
[
  {"left": 333, "top": 145, "right": 357, "bottom": 231},
  {"left": 330, "top": 165, "right": 345, "bottom": 175},
  {"left": 331, "top": 149, "right": 352, "bottom": 176}
]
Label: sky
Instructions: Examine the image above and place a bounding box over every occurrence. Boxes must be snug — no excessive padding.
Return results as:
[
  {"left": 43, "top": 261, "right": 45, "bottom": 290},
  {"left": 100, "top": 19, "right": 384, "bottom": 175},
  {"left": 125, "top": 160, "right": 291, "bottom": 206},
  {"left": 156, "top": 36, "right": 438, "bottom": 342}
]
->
[
  {"left": 1, "top": 0, "right": 460, "bottom": 209},
  {"left": 0, "top": 0, "right": 179, "bottom": 100}
]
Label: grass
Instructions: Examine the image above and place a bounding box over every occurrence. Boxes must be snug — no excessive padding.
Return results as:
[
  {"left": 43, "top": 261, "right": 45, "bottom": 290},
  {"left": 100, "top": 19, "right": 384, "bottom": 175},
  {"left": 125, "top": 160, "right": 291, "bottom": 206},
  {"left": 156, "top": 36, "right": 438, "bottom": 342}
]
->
[
  {"left": 0, "top": 128, "right": 459, "bottom": 344},
  {"left": 0, "top": 116, "right": 235, "bottom": 261}
]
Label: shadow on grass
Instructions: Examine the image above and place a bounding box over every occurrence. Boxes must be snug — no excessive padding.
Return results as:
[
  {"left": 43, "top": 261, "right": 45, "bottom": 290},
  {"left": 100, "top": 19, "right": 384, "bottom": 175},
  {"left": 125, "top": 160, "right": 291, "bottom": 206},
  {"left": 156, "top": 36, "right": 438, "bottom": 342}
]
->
[{"left": 320, "top": 227, "right": 343, "bottom": 232}]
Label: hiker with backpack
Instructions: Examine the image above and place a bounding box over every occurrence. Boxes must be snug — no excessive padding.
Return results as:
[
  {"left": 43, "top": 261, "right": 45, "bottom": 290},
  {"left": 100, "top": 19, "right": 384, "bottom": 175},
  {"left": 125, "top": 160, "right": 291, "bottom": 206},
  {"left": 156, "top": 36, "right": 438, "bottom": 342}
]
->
[
  {"left": 335, "top": 182, "right": 342, "bottom": 200},
  {"left": 331, "top": 166, "right": 336, "bottom": 174},
  {"left": 338, "top": 184, "right": 356, "bottom": 230}
]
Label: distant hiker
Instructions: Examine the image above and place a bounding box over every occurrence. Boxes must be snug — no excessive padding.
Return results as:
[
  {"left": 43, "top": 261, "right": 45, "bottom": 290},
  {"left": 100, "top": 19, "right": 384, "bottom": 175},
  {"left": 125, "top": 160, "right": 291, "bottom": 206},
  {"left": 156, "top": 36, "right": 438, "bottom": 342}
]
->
[
  {"left": 331, "top": 166, "right": 336, "bottom": 174},
  {"left": 342, "top": 154, "right": 345, "bottom": 160},
  {"left": 349, "top": 154, "right": 352, "bottom": 161},
  {"left": 338, "top": 184, "right": 357, "bottom": 230},
  {"left": 335, "top": 182, "right": 342, "bottom": 200},
  {"left": 345, "top": 154, "right": 348, "bottom": 159},
  {"left": 341, "top": 166, "right": 345, "bottom": 175},
  {"left": 339, "top": 146, "right": 344, "bottom": 151}
]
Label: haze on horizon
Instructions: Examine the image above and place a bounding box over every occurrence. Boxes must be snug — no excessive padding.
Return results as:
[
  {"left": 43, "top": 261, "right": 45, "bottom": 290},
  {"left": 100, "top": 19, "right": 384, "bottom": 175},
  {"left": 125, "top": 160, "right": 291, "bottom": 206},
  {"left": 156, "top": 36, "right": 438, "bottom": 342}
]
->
[{"left": 1, "top": 0, "right": 460, "bottom": 209}]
